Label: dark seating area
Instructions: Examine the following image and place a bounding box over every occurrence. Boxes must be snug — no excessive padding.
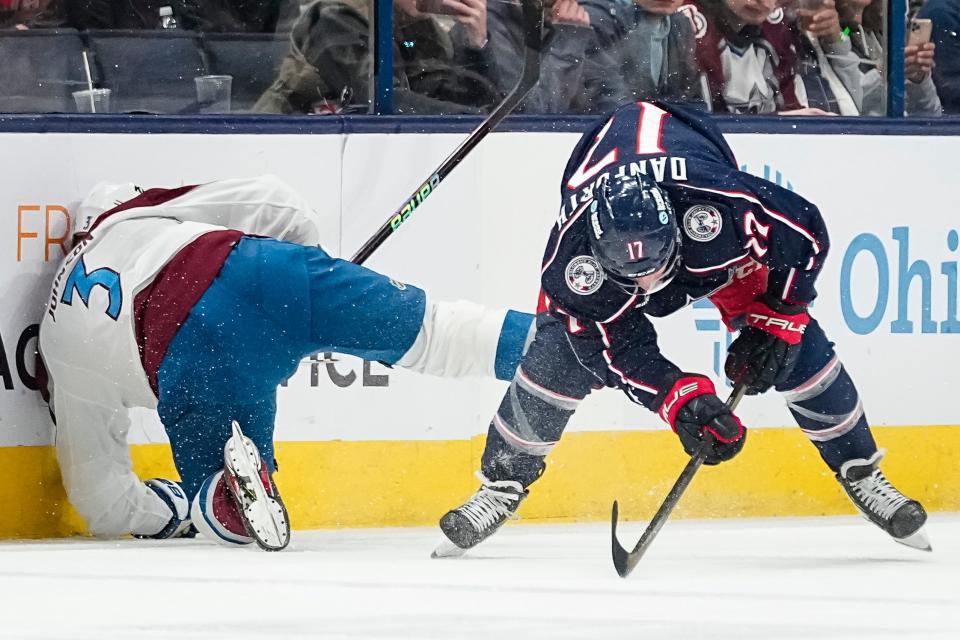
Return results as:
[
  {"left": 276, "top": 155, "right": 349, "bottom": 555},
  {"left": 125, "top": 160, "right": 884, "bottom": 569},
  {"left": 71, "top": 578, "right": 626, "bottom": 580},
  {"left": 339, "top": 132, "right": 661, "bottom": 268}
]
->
[
  {"left": 0, "top": 28, "right": 290, "bottom": 114},
  {"left": 203, "top": 33, "right": 289, "bottom": 112},
  {"left": 0, "top": 29, "right": 88, "bottom": 113},
  {"left": 86, "top": 29, "right": 207, "bottom": 114}
]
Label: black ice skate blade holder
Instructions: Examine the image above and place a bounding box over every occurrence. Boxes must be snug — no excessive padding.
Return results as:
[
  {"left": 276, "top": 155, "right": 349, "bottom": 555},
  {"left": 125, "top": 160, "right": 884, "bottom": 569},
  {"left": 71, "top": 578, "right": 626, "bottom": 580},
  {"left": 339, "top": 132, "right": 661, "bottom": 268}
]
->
[{"left": 611, "top": 383, "right": 746, "bottom": 578}]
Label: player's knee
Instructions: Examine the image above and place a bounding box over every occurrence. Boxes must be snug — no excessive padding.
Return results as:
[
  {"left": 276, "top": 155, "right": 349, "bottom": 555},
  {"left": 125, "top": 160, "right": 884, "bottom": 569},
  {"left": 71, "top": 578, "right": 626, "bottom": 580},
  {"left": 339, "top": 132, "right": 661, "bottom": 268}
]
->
[{"left": 190, "top": 470, "right": 254, "bottom": 547}]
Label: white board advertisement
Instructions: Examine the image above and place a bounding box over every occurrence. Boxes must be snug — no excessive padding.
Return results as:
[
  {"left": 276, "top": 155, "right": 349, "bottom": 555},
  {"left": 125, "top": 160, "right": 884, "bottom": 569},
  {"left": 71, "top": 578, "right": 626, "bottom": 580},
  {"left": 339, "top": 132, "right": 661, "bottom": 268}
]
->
[{"left": 1, "top": 130, "right": 957, "bottom": 447}]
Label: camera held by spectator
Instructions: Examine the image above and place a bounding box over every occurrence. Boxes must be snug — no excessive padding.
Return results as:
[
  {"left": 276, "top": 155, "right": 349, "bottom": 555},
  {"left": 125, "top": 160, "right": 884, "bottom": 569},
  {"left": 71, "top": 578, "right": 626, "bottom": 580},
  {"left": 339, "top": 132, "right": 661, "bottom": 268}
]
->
[{"left": 837, "top": 0, "right": 941, "bottom": 115}]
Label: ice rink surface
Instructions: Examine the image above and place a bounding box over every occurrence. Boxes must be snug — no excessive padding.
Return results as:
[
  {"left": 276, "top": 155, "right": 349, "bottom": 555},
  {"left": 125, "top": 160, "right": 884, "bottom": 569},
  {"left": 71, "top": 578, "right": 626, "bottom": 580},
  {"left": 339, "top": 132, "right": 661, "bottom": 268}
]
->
[{"left": 1, "top": 515, "right": 958, "bottom": 640}]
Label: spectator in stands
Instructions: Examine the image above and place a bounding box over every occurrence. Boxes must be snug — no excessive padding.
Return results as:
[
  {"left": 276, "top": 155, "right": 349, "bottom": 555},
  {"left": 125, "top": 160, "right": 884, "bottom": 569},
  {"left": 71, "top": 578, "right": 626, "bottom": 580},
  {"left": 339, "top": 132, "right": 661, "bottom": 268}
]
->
[
  {"left": 66, "top": 1, "right": 197, "bottom": 29},
  {"left": 789, "top": 0, "right": 865, "bottom": 115},
  {"left": 179, "top": 0, "right": 300, "bottom": 32},
  {"left": 579, "top": 0, "right": 704, "bottom": 113},
  {"left": 1, "top": 0, "right": 65, "bottom": 28},
  {"left": 838, "top": 0, "right": 940, "bottom": 115},
  {"left": 254, "top": 0, "right": 499, "bottom": 114},
  {"left": 684, "top": 0, "right": 830, "bottom": 114},
  {"left": 487, "top": 0, "right": 594, "bottom": 113},
  {"left": 917, "top": 0, "right": 956, "bottom": 113},
  {"left": 67, "top": 1, "right": 297, "bottom": 32}
]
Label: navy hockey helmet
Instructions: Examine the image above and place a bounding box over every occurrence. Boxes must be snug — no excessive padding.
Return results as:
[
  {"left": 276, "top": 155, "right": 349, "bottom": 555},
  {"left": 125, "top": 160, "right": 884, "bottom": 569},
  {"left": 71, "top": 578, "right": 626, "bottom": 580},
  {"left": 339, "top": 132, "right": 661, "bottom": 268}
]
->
[{"left": 587, "top": 172, "right": 681, "bottom": 296}]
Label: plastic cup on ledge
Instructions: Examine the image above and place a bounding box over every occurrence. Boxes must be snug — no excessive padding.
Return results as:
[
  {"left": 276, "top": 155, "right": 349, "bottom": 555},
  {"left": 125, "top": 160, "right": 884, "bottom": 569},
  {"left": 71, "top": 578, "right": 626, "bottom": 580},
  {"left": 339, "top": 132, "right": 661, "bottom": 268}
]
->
[
  {"left": 194, "top": 75, "right": 232, "bottom": 114},
  {"left": 72, "top": 88, "right": 112, "bottom": 113}
]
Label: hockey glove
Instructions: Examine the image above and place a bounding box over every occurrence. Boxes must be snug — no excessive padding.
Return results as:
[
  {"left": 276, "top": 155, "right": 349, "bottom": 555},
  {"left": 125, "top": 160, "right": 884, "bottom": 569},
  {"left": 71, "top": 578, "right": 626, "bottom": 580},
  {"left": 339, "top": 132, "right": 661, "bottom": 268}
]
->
[
  {"left": 133, "top": 478, "right": 193, "bottom": 540},
  {"left": 657, "top": 375, "right": 746, "bottom": 465},
  {"left": 725, "top": 295, "right": 809, "bottom": 395}
]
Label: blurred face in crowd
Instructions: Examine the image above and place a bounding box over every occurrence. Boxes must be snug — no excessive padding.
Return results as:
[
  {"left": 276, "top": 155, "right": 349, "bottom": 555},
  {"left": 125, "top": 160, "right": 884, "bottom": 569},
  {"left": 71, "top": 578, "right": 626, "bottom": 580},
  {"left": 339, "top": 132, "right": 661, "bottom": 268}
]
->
[
  {"left": 835, "top": 0, "right": 872, "bottom": 26},
  {"left": 396, "top": 0, "right": 421, "bottom": 17},
  {"left": 724, "top": 0, "right": 779, "bottom": 25},
  {"left": 636, "top": 0, "right": 685, "bottom": 15}
]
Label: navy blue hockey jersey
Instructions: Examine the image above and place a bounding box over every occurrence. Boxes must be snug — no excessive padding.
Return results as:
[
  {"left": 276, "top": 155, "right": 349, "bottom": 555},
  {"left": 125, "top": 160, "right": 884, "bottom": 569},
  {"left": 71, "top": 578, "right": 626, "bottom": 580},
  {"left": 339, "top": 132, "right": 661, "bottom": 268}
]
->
[{"left": 539, "top": 101, "right": 828, "bottom": 409}]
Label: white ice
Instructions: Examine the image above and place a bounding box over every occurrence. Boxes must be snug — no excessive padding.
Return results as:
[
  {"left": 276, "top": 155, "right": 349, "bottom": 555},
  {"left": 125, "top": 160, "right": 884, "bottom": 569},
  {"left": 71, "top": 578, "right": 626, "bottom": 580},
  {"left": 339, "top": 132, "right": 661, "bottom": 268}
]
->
[{"left": 2, "top": 515, "right": 958, "bottom": 640}]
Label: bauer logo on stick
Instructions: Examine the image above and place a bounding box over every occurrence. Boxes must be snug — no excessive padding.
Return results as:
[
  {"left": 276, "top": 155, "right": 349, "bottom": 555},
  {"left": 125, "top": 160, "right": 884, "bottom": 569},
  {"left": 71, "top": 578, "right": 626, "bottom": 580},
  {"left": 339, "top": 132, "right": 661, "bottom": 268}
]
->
[{"left": 565, "top": 255, "right": 604, "bottom": 295}]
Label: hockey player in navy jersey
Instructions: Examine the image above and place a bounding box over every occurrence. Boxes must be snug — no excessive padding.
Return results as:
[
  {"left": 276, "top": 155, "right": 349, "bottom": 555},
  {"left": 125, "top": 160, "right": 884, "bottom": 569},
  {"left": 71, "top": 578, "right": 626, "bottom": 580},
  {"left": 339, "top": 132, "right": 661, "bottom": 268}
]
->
[
  {"left": 436, "top": 101, "right": 929, "bottom": 556},
  {"left": 38, "top": 175, "right": 533, "bottom": 550}
]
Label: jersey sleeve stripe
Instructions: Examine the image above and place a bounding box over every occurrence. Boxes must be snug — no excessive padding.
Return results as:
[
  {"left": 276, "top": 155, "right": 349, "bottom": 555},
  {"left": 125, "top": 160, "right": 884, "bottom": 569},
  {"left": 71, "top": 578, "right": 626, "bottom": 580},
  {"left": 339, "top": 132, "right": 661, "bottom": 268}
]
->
[
  {"left": 684, "top": 252, "right": 749, "bottom": 274},
  {"left": 600, "top": 292, "right": 640, "bottom": 324},
  {"left": 782, "top": 267, "right": 798, "bottom": 301},
  {"left": 595, "top": 322, "right": 659, "bottom": 394},
  {"left": 680, "top": 184, "right": 822, "bottom": 255},
  {"left": 541, "top": 200, "right": 592, "bottom": 275}
]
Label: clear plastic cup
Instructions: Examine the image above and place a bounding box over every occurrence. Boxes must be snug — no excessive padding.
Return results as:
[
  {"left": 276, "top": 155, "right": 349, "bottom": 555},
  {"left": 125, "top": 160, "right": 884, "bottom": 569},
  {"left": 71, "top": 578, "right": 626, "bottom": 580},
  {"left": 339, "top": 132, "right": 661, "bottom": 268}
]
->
[
  {"left": 72, "top": 88, "right": 112, "bottom": 113},
  {"left": 194, "top": 75, "right": 232, "bottom": 113}
]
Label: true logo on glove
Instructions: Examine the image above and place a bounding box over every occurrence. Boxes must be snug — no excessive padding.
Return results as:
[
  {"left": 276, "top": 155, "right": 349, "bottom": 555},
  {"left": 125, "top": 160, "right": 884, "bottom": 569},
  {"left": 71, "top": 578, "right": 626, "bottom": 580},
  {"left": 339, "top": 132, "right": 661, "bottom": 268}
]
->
[
  {"left": 746, "top": 313, "right": 806, "bottom": 334},
  {"left": 658, "top": 381, "right": 701, "bottom": 424}
]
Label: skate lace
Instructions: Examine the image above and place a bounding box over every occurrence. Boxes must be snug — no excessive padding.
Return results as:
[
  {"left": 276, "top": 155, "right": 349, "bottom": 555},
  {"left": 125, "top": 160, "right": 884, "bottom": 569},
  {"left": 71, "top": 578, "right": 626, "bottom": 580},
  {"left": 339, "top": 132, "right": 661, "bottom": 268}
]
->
[
  {"left": 458, "top": 480, "right": 523, "bottom": 532},
  {"left": 851, "top": 469, "right": 910, "bottom": 520}
]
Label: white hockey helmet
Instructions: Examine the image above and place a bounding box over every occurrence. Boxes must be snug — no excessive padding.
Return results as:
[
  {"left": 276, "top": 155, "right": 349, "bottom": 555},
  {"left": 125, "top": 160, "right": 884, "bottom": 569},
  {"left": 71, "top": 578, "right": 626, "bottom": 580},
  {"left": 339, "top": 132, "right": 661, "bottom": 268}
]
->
[{"left": 75, "top": 182, "right": 143, "bottom": 234}]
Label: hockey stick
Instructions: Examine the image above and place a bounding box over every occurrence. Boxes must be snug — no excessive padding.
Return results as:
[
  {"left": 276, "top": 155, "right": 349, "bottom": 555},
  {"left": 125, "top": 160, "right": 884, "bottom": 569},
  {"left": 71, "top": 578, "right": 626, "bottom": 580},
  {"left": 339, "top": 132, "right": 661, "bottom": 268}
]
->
[
  {"left": 350, "top": 0, "right": 544, "bottom": 265},
  {"left": 611, "top": 382, "right": 747, "bottom": 578}
]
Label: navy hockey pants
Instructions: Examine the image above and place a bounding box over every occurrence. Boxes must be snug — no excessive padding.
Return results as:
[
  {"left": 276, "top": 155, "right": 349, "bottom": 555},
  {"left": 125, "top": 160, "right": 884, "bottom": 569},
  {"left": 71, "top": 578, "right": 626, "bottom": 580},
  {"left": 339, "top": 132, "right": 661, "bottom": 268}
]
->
[{"left": 482, "top": 312, "right": 877, "bottom": 487}]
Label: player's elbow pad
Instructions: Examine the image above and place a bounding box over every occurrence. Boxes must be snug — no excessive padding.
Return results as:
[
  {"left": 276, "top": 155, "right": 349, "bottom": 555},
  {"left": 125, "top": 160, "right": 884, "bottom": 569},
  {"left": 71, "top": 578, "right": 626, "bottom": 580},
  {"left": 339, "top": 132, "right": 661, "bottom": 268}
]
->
[{"left": 395, "top": 300, "right": 534, "bottom": 381}]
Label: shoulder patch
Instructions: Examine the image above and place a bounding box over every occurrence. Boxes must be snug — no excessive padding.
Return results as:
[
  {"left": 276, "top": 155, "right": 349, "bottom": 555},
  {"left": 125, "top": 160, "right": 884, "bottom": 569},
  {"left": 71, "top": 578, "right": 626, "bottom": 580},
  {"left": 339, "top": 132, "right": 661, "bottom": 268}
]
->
[
  {"left": 678, "top": 5, "right": 707, "bottom": 40},
  {"left": 682, "top": 205, "right": 723, "bottom": 242},
  {"left": 565, "top": 255, "right": 605, "bottom": 296},
  {"left": 767, "top": 8, "right": 784, "bottom": 24}
]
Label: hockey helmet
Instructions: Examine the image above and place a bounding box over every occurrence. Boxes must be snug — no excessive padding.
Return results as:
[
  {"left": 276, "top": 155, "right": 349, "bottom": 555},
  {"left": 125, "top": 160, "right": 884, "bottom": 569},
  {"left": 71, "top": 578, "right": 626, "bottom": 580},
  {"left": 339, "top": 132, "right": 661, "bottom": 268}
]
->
[
  {"left": 75, "top": 182, "right": 143, "bottom": 233},
  {"left": 588, "top": 172, "right": 681, "bottom": 296}
]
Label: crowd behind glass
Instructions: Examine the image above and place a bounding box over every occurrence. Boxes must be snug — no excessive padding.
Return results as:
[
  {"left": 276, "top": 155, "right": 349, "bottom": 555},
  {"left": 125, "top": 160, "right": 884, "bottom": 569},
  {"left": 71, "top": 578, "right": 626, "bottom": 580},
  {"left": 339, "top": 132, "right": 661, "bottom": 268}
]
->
[{"left": 2, "top": 0, "right": 958, "bottom": 116}]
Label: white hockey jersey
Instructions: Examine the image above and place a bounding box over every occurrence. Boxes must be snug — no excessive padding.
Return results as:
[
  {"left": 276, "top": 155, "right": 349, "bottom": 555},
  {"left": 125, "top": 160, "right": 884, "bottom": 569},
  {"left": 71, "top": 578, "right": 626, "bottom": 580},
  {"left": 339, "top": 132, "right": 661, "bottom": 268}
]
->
[
  {"left": 39, "top": 174, "right": 530, "bottom": 539},
  {"left": 40, "top": 175, "right": 323, "bottom": 536}
]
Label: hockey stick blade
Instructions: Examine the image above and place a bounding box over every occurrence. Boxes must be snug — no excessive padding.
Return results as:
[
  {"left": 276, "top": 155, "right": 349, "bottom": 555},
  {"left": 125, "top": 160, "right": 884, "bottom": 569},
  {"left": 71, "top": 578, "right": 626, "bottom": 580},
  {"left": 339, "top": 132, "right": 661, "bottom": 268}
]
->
[
  {"left": 611, "top": 383, "right": 746, "bottom": 578},
  {"left": 350, "top": 0, "right": 544, "bottom": 265}
]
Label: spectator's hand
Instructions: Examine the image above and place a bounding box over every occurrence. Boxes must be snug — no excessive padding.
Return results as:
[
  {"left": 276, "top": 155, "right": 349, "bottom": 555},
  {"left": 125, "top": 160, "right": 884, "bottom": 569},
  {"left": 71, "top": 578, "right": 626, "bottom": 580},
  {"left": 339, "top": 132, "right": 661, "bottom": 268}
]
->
[
  {"left": 15, "top": 24, "right": 29, "bottom": 31},
  {"left": 798, "top": 0, "right": 842, "bottom": 42},
  {"left": 549, "top": 0, "right": 590, "bottom": 27},
  {"left": 779, "top": 107, "right": 837, "bottom": 116},
  {"left": 446, "top": 0, "right": 488, "bottom": 49},
  {"left": 905, "top": 42, "right": 936, "bottom": 83}
]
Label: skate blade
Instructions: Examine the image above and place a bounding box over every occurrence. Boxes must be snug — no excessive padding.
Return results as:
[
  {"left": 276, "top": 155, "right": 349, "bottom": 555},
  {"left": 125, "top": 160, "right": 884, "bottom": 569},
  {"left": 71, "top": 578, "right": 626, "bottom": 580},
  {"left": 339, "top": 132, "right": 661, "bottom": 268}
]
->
[
  {"left": 431, "top": 538, "right": 469, "bottom": 559},
  {"left": 894, "top": 526, "right": 932, "bottom": 552},
  {"left": 225, "top": 422, "right": 291, "bottom": 551}
]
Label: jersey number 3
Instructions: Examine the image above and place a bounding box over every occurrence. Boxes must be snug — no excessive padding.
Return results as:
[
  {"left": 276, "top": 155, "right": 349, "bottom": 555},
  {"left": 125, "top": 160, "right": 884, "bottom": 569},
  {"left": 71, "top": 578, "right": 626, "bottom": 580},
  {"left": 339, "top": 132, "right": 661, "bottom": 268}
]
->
[
  {"left": 567, "top": 103, "right": 669, "bottom": 190},
  {"left": 61, "top": 256, "right": 123, "bottom": 320}
]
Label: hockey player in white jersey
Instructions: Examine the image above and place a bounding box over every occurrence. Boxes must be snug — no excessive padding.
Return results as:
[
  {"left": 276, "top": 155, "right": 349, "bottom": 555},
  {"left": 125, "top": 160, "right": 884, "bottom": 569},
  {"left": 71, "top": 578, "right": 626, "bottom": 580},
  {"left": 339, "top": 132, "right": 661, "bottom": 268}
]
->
[{"left": 38, "top": 175, "right": 534, "bottom": 550}]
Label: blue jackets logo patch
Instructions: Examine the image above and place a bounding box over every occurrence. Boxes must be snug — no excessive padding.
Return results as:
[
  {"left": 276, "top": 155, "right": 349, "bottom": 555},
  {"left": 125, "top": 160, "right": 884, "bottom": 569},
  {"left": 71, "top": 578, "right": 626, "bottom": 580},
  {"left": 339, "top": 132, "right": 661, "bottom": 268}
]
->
[
  {"left": 682, "top": 205, "right": 723, "bottom": 242},
  {"left": 565, "top": 255, "right": 604, "bottom": 296}
]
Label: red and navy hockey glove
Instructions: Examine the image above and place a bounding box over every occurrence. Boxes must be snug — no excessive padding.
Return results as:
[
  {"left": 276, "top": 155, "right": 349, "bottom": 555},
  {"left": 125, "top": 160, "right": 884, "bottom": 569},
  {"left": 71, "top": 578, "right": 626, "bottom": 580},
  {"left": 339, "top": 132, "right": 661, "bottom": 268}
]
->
[
  {"left": 725, "top": 295, "right": 810, "bottom": 395},
  {"left": 657, "top": 375, "right": 746, "bottom": 465}
]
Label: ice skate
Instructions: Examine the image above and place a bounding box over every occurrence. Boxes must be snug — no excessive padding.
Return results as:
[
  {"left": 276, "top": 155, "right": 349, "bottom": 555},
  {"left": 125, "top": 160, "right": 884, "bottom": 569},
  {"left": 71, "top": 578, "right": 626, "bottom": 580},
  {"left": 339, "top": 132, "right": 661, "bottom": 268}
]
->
[
  {"left": 223, "top": 421, "right": 291, "bottom": 551},
  {"left": 837, "top": 450, "right": 930, "bottom": 551},
  {"left": 432, "top": 471, "right": 528, "bottom": 558}
]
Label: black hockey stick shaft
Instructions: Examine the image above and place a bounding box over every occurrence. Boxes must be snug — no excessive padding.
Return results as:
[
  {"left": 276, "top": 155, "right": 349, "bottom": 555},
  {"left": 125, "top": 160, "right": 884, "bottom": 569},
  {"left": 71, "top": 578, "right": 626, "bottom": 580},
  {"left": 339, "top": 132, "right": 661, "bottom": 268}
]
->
[
  {"left": 611, "top": 383, "right": 747, "bottom": 578},
  {"left": 350, "top": 0, "right": 544, "bottom": 265}
]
